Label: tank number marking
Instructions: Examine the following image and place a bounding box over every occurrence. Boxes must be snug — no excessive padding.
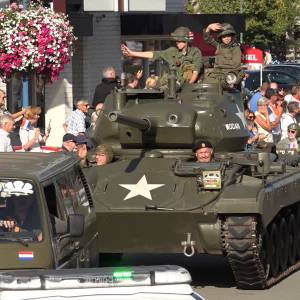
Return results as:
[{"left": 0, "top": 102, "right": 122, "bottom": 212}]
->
[{"left": 225, "top": 123, "right": 241, "bottom": 130}]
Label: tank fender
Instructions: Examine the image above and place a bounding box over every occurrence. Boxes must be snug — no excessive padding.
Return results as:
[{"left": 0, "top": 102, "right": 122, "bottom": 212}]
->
[
  {"left": 258, "top": 172, "right": 300, "bottom": 226},
  {"left": 216, "top": 177, "right": 262, "bottom": 214}
]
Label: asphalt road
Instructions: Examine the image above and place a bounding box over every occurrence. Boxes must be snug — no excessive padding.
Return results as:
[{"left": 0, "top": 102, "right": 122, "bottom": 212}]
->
[{"left": 118, "top": 253, "right": 300, "bottom": 300}]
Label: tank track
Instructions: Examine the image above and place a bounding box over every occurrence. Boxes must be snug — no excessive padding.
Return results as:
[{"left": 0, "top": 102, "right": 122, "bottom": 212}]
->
[{"left": 222, "top": 211, "right": 300, "bottom": 289}]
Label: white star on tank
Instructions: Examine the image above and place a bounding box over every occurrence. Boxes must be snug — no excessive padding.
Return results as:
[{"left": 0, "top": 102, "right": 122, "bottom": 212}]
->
[{"left": 119, "top": 175, "right": 165, "bottom": 201}]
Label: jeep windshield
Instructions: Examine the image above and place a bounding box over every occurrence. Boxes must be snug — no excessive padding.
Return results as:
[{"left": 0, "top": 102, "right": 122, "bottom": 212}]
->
[{"left": 0, "top": 179, "right": 42, "bottom": 242}]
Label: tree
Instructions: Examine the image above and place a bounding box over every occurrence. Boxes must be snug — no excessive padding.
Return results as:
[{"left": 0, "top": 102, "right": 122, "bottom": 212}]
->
[{"left": 186, "top": 0, "right": 300, "bottom": 58}]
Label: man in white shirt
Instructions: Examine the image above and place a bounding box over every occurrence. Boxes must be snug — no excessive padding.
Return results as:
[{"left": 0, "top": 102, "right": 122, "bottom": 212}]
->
[
  {"left": 0, "top": 115, "right": 15, "bottom": 152},
  {"left": 284, "top": 86, "right": 300, "bottom": 103},
  {"left": 65, "top": 100, "right": 90, "bottom": 136},
  {"left": 280, "top": 101, "right": 299, "bottom": 140}
]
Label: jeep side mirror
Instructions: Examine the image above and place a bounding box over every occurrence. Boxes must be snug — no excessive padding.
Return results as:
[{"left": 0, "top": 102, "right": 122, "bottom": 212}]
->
[{"left": 59, "top": 214, "right": 84, "bottom": 240}]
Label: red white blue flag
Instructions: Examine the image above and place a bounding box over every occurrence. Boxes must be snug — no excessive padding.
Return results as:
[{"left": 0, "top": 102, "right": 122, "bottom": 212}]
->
[{"left": 18, "top": 251, "right": 34, "bottom": 260}]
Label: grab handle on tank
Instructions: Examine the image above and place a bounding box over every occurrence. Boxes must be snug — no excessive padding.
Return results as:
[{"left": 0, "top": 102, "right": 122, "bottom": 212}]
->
[{"left": 181, "top": 232, "right": 196, "bottom": 257}]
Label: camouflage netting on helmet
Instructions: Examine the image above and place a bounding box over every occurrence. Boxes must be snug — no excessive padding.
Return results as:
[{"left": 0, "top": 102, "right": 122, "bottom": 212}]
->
[{"left": 171, "top": 27, "right": 194, "bottom": 42}]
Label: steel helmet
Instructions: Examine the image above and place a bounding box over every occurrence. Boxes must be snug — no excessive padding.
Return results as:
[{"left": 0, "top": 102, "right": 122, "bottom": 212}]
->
[
  {"left": 288, "top": 123, "right": 300, "bottom": 138},
  {"left": 217, "top": 23, "right": 236, "bottom": 39},
  {"left": 171, "top": 27, "right": 194, "bottom": 42}
]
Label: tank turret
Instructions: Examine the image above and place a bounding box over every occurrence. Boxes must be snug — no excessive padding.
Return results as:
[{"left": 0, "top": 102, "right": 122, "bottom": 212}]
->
[{"left": 93, "top": 71, "right": 248, "bottom": 155}]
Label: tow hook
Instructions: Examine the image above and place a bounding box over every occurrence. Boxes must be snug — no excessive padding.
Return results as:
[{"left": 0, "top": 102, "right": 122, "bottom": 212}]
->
[{"left": 181, "top": 232, "right": 195, "bottom": 257}]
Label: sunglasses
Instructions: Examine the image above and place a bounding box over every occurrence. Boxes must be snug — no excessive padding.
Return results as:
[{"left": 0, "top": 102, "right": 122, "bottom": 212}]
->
[
  {"left": 288, "top": 130, "right": 296, "bottom": 134},
  {"left": 247, "top": 115, "right": 255, "bottom": 120}
]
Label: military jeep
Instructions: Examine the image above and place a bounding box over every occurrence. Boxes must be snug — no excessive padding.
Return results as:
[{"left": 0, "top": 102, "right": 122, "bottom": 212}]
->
[{"left": 0, "top": 152, "right": 98, "bottom": 270}]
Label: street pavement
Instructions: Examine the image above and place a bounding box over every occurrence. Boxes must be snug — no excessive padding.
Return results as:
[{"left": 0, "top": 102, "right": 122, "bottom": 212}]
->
[{"left": 120, "top": 253, "right": 300, "bottom": 300}]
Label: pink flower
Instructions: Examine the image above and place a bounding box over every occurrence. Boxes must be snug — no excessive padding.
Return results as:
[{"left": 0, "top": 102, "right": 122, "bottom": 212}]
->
[{"left": 10, "top": 2, "right": 18, "bottom": 10}]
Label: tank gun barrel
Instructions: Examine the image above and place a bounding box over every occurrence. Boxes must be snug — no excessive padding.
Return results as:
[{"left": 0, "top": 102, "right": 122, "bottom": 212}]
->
[{"left": 108, "top": 111, "right": 151, "bottom": 131}]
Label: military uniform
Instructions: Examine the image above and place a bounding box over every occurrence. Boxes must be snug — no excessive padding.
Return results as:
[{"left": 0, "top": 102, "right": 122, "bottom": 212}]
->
[
  {"left": 203, "top": 23, "right": 241, "bottom": 82},
  {"left": 152, "top": 46, "right": 203, "bottom": 85},
  {"left": 151, "top": 27, "right": 203, "bottom": 86}
]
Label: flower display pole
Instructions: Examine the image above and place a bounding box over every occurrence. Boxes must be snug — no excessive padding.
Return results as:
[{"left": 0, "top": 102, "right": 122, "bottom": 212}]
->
[{"left": 22, "top": 0, "right": 29, "bottom": 107}]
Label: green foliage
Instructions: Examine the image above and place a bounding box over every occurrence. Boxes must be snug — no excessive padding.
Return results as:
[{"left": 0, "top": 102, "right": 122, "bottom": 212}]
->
[
  {"left": 186, "top": 0, "right": 300, "bottom": 57},
  {"left": 186, "top": 0, "right": 241, "bottom": 14}
]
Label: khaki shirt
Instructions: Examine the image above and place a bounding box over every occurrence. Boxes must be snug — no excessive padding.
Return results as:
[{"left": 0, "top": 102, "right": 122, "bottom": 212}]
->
[
  {"left": 152, "top": 46, "right": 203, "bottom": 83},
  {"left": 203, "top": 31, "right": 241, "bottom": 72}
]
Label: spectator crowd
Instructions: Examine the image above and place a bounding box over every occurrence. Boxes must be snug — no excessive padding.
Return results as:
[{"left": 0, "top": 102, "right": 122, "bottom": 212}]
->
[
  {"left": 2, "top": 66, "right": 300, "bottom": 166},
  {"left": 245, "top": 83, "right": 300, "bottom": 153},
  {"left": 1, "top": 20, "right": 300, "bottom": 166}
]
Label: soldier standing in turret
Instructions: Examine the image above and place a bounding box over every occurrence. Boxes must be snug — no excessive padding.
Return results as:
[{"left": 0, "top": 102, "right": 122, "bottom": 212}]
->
[
  {"left": 121, "top": 27, "right": 203, "bottom": 86},
  {"left": 203, "top": 23, "right": 241, "bottom": 79}
]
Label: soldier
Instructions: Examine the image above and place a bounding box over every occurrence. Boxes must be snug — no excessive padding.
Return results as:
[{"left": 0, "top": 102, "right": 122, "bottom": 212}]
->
[
  {"left": 203, "top": 23, "right": 241, "bottom": 80},
  {"left": 277, "top": 123, "right": 300, "bottom": 152},
  {"left": 121, "top": 27, "right": 203, "bottom": 87},
  {"left": 193, "top": 140, "right": 214, "bottom": 163}
]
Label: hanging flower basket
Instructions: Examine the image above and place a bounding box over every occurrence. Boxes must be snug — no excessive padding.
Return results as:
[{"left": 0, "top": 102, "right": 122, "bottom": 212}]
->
[{"left": 0, "top": 2, "right": 77, "bottom": 82}]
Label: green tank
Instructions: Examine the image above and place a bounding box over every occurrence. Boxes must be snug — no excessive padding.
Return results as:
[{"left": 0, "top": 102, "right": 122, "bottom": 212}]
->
[{"left": 86, "top": 71, "right": 300, "bottom": 289}]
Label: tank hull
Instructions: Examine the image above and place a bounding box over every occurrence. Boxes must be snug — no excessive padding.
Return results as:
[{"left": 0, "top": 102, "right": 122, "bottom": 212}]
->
[{"left": 96, "top": 211, "right": 221, "bottom": 254}]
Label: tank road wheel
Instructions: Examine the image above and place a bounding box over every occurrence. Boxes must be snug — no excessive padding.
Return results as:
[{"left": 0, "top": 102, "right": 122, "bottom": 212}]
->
[
  {"left": 269, "top": 222, "right": 280, "bottom": 277},
  {"left": 287, "top": 214, "right": 297, "bottom": 266},
  {"left": 278, "top": 218, "right": 289, "bottom": 272},
  {"left": 260, "top": 229, "right": 271, "bottom": 279}
]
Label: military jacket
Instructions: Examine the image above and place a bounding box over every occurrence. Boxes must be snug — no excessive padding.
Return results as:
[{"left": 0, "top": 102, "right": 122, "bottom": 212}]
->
[
  {"left": 276, "top": 138, "right": 300, "bottom": 152},
  {"left": 152, "top": 46, "right": 203, "bottom": 83},
  {"left": 203, "top": 31, "right": 241, "bottom": 72}
]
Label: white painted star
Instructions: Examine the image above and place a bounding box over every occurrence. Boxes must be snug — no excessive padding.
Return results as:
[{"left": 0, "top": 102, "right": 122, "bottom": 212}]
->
[
  {"left": 235, "top": 103, "right": 247, "bottom": 128},
  {"left": 119, "top": 175, "right": 165, "bottom": 201}
]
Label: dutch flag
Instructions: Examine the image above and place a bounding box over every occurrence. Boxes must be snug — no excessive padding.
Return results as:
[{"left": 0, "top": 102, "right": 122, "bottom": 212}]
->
[{"left": 18, "top": 251, "right": 34, "bottom": 260}]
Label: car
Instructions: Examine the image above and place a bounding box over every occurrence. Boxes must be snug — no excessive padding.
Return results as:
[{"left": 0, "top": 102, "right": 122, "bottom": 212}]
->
[
  {"left": 264, "top": 63, "right": 300, "bottom": 79},
  {"left": 244, "top": 69, "right": 300, "bottom": 95},
  {"left": 0, "top": 265, "right": 205, "bottom": 300},
  {"left": 0, "top": 152, "right": 99, "bottom": 270}
]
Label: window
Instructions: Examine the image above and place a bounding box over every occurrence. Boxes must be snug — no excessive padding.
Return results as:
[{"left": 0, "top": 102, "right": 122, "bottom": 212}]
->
[
  {"left": 56, "top": 168, "right": 91, "bottom": 218},
  {"left": 0, "top": 179, "right": 42, "bottom": 242},
  {"left": 56, "top": 176, "right": 76, "bottom": 216},
  {"left": 265, "top": 72, "right": 297, "bottom": 85}
]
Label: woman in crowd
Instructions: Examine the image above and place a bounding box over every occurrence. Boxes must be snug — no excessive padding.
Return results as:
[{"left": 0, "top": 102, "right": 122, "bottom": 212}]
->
[
  {"left": 19, "top": 106, "right": 51, "bottom": 152},
  {"left": 95, "top": 144, "right": 114, "bottom": 166},
  {"left": 245, "top": 109, "right": 260, "bottom": 149},
  {"left": 254, "top": 97, "right": 273, "bottom": 150}
]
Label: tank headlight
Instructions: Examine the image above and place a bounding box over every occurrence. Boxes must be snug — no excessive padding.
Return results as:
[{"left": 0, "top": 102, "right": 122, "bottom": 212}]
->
[{"left": 225, "top": 73, "right": 238, "bottom": 85}]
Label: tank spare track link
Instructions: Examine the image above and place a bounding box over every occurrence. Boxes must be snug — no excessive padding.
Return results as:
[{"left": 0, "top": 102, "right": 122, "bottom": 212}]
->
[{"left": 222, "top": 214, "right": 300, "bottom": 289}]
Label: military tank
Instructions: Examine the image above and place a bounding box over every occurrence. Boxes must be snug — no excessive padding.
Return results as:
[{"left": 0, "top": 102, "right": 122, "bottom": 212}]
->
[{"left": 85, "top": 71, "right": 300, "bottom": 289}]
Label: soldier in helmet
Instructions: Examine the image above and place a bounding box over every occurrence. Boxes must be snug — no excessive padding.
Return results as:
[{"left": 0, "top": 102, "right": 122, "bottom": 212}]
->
[
  {"left": 276, "top": 123, "right": 300, "bottom": 152},
  {"left": 203, "top": 23, "right": 241, "bottom": 76},
  {"left": 121, "top": 26, "right": 203, "bottom": 86}
]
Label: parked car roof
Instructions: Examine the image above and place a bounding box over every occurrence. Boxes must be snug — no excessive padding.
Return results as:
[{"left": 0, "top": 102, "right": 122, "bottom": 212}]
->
[
  {"left": 244, "top": 69, "right": 299, "bottom": 93},
  {"left": 264, "top": 64, "right": 300, "bottom": 78}
]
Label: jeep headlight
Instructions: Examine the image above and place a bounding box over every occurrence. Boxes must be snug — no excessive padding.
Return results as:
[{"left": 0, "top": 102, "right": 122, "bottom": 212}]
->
[{"left": 225, "top": 72, "right": 238, "bottom": 85}]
